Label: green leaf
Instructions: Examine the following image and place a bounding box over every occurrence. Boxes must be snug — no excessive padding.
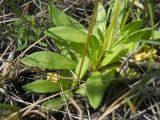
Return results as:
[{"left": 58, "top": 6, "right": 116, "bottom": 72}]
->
[
  {"left": 0, "top": 103, "right": 20, "bottom": 120},
  {"left": 75, "top": 84, "right": 86, "bottom": 96},
  {"left": 75, "top": 56, "right": 90, "bottom": 79},
  {"left": 70, "top": 43, "right": 84, "bottom": 56},
  {"left": 116, "top": 0, "right": 127, "bottom": 28},
  {"left": 41, "top": 98, "right": 64, "bottom": 111},
  {"left": 123, "top": 28, "right": 152, "bottom": 44},
  {"left": 86, "top": 71, "right": 104, "bottom": 109},
  {"left": 101, "top": 44, "right": 127, "bottom": 67},
  {"left": 93, "top": 2, "right": 106, "bottom": 38},
  {"left": 22, "top": 80, "right": 61, "bottom": 93},
  {"left": 121, "top": 19, "right": 143, "bottom": 34},
  {"left": 0, "top": 103, "right": 20, "bottom": 111},
  {"left": 21, "top": 51, "right": 77, "bottom": 70},
  {"left": 59, "top": 79, "right": 71, "bottom": 90},
  {"left": 141, "top": 39, "right": 160, "bottom": 45},
  {"left": 48, "top": 3, "right": 85, "bottom": 29},
  {"left": 153, "top": 31, "right": 160, "bottom": 40},
  {"left": 101, "top": 68, "right": 116, "bottom": 88},
  {"left": 45, "top": 26, "right": 87, "bottom": 43},
  {"left": 124, "top": 42, "right": 139, "bottom": 53},
  {"left": 97, "top": 28, "right": 104, "bottom": 43},
  {"left": 88, "top": 36, "right": 101, "bottom": 65},
  {"left": 41, "top": 92, "right": 73, "bottom": 112}
]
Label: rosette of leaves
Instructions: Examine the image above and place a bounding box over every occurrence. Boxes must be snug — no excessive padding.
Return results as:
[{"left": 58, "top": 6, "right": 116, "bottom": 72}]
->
[{"left": 21, "top": 0, "right": 154, "bottom": 109}]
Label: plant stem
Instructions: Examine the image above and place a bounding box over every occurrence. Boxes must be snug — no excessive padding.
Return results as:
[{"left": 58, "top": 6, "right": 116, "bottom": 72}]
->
[
  {"left": 96, "top": 0, "right": 120, "bottom": 68},
  {"left": 146, "top": 0, "right": 154, "bottom": 38},
  {"left": 76, "top": 0, "right": 100, "bottom": 81},
  {"left": 121, "top": 0, "right": 136, "bottom": 28}
]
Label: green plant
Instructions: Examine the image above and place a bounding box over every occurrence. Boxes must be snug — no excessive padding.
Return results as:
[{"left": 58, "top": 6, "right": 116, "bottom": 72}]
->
[
  {"left": 11, "top": 16, "right": 41, "bottom": 51},
  {"left": 21, "top": 0, "right": 155, "bottom": 109},
  {"left": 0, "top": 103, "right": 20, "bottom": 120},
  {"left": 3, "top": 0, "right": 41, "bottom": 51}
]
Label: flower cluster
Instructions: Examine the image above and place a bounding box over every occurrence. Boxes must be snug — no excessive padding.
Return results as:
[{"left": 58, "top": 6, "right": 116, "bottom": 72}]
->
[{"left": 134, "top": 45, "right": 158, "bottom": 62}]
